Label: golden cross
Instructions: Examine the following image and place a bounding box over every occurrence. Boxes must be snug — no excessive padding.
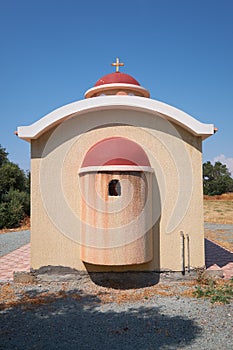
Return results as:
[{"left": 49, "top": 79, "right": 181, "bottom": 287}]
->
[{"left": 111, "top": 57, "right": 124, "bottom": 72}]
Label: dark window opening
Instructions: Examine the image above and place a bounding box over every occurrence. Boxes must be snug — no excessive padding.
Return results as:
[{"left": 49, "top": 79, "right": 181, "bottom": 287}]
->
[{"left": 108, "top": 179, "right": 121, "bottom": 196}]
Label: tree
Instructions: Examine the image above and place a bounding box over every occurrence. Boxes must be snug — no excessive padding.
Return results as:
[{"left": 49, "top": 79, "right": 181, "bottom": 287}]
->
[
  {"left": 0, "top": 189, "right": 25, "bottom": 228},
  {"left": 0, "top": 144, "right": 8, "bottom": 167},
  {"left": 203, "top": 161, "right": 233, "bottom": 196},
  {"left": 0, "top": 145, "right": 30, "bottom": 229},
  {"left": 0, "top": 162, "right": 28, "bottom": 198}
]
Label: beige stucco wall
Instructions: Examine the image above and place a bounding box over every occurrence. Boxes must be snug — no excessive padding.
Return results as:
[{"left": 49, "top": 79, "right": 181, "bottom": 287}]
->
[{"left": 30, "top": 108, "right": 204, "bottom": 272}]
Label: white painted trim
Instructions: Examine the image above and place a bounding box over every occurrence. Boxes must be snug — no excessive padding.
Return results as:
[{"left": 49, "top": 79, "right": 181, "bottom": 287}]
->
[
  {"left": 17, "top": 96, "right": 215, "bottom": 141},
  {"left": 79, "top": 165, "right": 154, "bottom": 174},
  {"left": 84, "top": 83, "right": 150, "bottom": 98}
]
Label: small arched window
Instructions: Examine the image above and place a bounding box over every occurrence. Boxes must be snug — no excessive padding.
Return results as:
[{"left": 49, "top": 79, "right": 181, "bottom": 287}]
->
[{"left": 108, "top": 179, "right": 121, "bottom": 196}]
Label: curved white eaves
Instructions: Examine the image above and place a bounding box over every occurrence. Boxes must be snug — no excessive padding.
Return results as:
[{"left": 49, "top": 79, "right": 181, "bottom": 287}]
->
[{"left": 17, "top": 96, "right": 215, "bottom": 141}]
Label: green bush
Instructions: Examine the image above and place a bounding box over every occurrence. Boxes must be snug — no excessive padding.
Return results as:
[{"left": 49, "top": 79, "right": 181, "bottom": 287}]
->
[
  {"left": 0, "top": 162, "right": 28, "bottom": 198},
  {"left": 194, "top": 278, "right": 233, "bottom": 304},
  {"left": 0, "top": 190, "right": 25, "bottom": 228},
  {"left": 0, "top": 144, "right": 30, "bottom": 229}
]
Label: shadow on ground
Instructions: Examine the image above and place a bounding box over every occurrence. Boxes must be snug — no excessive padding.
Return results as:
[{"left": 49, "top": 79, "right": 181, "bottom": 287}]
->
[
  {"left": 88, "top": 272, "right": 160, "bottom": 289},
  {"left": 0, "top": 288, "right": 201, "bottom": 350},
  {"left": 205, "top": 238, "right": 233, "bottom": 268}
]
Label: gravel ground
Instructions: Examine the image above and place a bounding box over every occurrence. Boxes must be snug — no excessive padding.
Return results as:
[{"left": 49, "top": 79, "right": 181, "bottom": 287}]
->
[
  {"left": 0, "top": 277, "right": 232, "bottom": 350},
  {"left": 0, "top": 227, "right": 232, "bottom": 349},
  {"left": 0, "top": 230, "right": 30, "bottom": 257}
]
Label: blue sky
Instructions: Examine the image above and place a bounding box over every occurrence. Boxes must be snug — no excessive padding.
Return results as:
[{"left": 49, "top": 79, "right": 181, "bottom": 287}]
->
[{"left": 1, "top": 0, "right": 233, "bottom": 174}]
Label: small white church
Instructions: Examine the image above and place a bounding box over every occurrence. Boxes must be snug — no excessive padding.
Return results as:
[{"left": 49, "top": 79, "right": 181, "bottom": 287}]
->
[{"left": 17, "top": 59, "right": 215, "bottom": 273}]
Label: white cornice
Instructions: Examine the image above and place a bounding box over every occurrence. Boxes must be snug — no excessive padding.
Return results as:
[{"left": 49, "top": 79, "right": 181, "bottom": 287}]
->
[
  {"left": 17, "top": 96, "right": 215, "bottom": 141},
  {"left": 84, "top": 83, "right": 150, "bottom": 98},
  {"left": 79, "top": 166, "right": 154, "bottom": 174}
]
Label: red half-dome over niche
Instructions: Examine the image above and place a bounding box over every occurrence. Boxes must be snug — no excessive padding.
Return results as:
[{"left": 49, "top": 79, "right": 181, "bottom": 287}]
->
[
  {"left": 84, "top": 58, "right": 150, "bottom": 98},
  {"left": 80, "top": 137, "right": 152, "bottom": 173},
  {"left": 94, "top": 72, "right": 140, "bottom": 87}
]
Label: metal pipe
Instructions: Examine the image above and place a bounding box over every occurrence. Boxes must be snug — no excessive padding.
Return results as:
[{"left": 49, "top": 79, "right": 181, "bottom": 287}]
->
[
  {"left": 186, "top": 234, "right": 190, "bottom": 273},
  {"left": 180, "top": 231, "right": 185, "bottom": 275}
]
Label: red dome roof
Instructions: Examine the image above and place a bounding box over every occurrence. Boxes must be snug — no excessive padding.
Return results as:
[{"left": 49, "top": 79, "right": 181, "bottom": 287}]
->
[
  {"left": 94, "top": 72, "right": 140, "bottom": 87},
  {"left": 81, "top": 137, "right": 150, "bottom": 167}
]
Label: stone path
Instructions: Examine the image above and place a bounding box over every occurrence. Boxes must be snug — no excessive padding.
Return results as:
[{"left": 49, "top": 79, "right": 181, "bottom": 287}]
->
[{"left": 0, "top": 239, "right": 233, "bottom": 282}]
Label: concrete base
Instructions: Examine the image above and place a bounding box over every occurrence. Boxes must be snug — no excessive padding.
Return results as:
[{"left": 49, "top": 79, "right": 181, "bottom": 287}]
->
[{"left": 12, "top": 266, "right": 203, "bottom": 289}]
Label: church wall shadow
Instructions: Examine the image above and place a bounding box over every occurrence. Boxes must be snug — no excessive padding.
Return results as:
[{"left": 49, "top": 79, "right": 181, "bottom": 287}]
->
[
  {"left": 0, "top": 287, "right": 201, "bottom": 350},
  {"left": 205, "top": 238, "right": 233, "bottom": 268}
]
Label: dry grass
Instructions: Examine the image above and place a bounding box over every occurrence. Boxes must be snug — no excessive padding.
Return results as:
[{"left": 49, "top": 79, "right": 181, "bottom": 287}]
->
[
  {"left": 0, "top": 283, "right": 16, "bottom": 304},
  {"left": 1, "top": 277, "right": 232, "bottom": 310},
  {"left": 204, "top": 193, "right": 233, "bottom": 201},
  {"left": 97, "top": 282, "right": 197, "bottom": 304},
  {"left": 204, "top": 194, "right": 233, "bottom": 251},
  {"left": 0, "top": 283, "right": 71, "bottom": 311},
  {"left": 204, "top": 194, "right": 233, "bottom": 224},
  {"left": 0, "top": 282, "right": 196, "bottom": 310}
]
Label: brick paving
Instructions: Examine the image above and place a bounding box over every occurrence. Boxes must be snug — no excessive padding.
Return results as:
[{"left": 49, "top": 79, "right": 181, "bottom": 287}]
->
[
  {"left": 0, "top": 240, "right": 232, "bottom": 282},
  {"left": 0, "top": 243, "right": 30, "bottom": 281}
]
